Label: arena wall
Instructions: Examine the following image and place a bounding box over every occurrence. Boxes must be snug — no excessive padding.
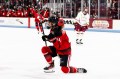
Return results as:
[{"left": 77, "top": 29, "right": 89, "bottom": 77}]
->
[{"left": 0, "top": 17, "right": 120, "bottom": 32}]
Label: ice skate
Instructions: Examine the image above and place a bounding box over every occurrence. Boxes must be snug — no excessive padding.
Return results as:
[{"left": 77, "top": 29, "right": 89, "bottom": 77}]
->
[
  {"left": 79, "top": 39, "right": 83, "bottom": 44},
  {"left": 80, "top": 41, "right": 83, "bottom": 44},
  {"left": 44, "top": 61, "right": 55, "bottom": 73},
  {"left": 76, "top": 39, "right": 83, "bottom": 45},
  {"left": 77, "top": 68, "right": 87, "bottom": 73},
  {"left": 76, "top": 39, "right": 80, "bottom": 44}
]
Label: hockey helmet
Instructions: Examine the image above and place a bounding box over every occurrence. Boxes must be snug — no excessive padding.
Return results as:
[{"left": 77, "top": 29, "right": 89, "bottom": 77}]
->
[{"left": 48, "top": 16, "right": 58, "bottom": 24}]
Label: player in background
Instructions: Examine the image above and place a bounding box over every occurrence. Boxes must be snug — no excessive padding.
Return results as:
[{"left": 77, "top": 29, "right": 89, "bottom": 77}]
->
[
  {"left": 74, "top": 8, "right": 90, "bottom": 44},
  {"left": 42, "top": 8, "right": 51, "bottom": 29},
  {"left": 41, "top": 16, "right": 87, "bottom": 73},
  {"left": 31, "top": 8, "right": 44, "bottom": 34}
]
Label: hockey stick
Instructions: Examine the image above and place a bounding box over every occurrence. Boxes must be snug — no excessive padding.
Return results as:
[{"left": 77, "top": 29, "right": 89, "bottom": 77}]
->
[{"left": 40, "top": 22, "right": 47, "bottom": 46}]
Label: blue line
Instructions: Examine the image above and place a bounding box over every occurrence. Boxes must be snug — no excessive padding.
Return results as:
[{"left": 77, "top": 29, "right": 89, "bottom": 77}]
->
[{"left": 0, "top": 25, "right": 120, "bottom": 33}]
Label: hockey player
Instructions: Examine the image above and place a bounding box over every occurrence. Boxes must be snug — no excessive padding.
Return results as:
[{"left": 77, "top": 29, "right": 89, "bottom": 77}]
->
[
  {"left": 32, "top": 9, "right": 44, "bottom": 33},
  {"left": 74, "top": 8, "right": 90, "bottom": 44},
  {"left": 41, "top": 16, "right": 87, "bottom": 73}
]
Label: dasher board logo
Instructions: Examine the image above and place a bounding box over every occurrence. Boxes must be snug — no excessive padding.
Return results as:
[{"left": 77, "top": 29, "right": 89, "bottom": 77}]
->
[
  {"left": 16, "top": 19, "right": 23, "bottom": 24},
  {"left": 92, "top": 20, "right": 109, "bottom": 29},
  {"left": 64, "top": 19, "right": 74, "bottom": 25}
]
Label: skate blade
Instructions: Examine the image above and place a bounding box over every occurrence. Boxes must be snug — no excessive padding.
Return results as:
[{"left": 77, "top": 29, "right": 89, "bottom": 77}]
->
[
  {"left": 76, "top": 43, "right": 83, "bottom": 45},
  {"left": 44, "top": 70, "right": 55, "bottom": 73}
]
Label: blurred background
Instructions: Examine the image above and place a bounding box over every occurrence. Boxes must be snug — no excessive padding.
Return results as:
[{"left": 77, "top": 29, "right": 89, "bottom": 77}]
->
[{"left": 0, "top": 0, "right": 120, "bottom": 19}]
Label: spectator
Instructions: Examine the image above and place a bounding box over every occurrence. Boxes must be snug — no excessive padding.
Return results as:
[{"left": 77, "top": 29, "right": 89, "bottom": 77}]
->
[
  {"left": 107, "top": 0, "right": 112, "bottom": 8},
  {"left": 43, "top": 7, "right": 50, "bottom": 18},
  {"left": 90, "top": 0, "right": 97, "bottom": 18},
  {"left": 111, "top": 0, "right": 118, "bottom": 19},
  {"left": 106, "top": 0, "right": 112, "bottom": 18},
  {"left": 93, "top": 12, "right": 98, "bottom": 19},
  {"left": 16, "top": 8, "right": 23, "bottom": 17}
]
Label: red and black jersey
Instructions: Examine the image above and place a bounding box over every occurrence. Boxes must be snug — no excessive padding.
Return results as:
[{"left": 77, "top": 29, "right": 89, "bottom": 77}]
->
[
  {"left": 43, "top": 10, "right": 50, "bottom": 18},
  {"left": 33, "top": 10, "right": 44, "bottom": 22},
  {"left": 53, "top": 30, "right": 71, "bottom": 55}
]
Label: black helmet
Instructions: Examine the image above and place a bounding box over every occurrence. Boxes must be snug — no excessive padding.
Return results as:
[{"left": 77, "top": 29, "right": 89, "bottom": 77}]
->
[{"left": 48, "top": 16, "right": 58, "bottom": 24}]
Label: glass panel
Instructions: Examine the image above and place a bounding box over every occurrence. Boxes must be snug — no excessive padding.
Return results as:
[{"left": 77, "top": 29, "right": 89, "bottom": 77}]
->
[
  {"left": 74, "top": 0, "right": 81, "bottom": 17},
  {"left": 63, "top": 0, "right": 73, "bottom": 18},
  {"left": 99, "top": 0, "right": 107, "bottom": 18},
  {"left": 111, "top": 0, "right": 118, "bottom": 19},
  {"left": 119, "top": 0, "right": 120, "bottom": 19},
  {"left": 90, "top": 0, "right": 98, "bottom": 18},
  {"left": 106, "top": 0, "right": 112, "bottom": 18},
  {"left": 1, "top": 0, "right": 119, "bottom": 19}
]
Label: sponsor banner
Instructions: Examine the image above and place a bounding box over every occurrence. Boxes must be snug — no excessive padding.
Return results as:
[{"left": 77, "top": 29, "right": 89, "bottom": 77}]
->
[
  {"left": 30, "top": 18, "right": 76, "bottom": 29},
  {"left": 89, "top": 18, "right": 112, "bottom": 29},
  {"left": 63, "top": 18, "right": 75, "bottom": 28},
  {"left": 31, "top": 18, "right": 114, "bottom": 30},
  {"left": 2, "top": 17, "right": 120, "bottom": 30},
  {"left": 0, "top": 17, "right": 28, "bottom": 28}
]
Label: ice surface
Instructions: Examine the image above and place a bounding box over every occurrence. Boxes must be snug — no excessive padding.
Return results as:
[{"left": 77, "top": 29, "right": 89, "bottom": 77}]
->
[{"left": 0, "top": 27, "right": 120, "bottom": 79}]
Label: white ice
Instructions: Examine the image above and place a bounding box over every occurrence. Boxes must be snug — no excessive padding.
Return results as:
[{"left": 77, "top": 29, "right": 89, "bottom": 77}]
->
[{"left": 0, "top": 27, "right": 120, "bottom": 79}]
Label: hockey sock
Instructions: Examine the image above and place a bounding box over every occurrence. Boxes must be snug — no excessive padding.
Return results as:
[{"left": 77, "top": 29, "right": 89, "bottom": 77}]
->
[
  {"left": 39, "top": 26, "right": 43, "bottom": 32},
  {"left": 44, "top": 53, "right": 53, "bottom": 64},
  {"left": 41, "top": 46, "right": 53, "bottom": 64},
  {"left": 61, "top": 66, "right": 77, "bottom": 73},
  {"left": 78, "top": 32, "right": 84, "bottom": 43},
  {"left": 36, "top": 26, "right": 39, "bottom": 31},
  {"left": 69, "top": 66, "right": 77, "bottom": 73}
]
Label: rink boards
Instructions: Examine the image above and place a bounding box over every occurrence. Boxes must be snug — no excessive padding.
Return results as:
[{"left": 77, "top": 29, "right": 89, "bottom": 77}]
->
[{"left": 0, "top": 17, "right": 120, "bottom": 33}]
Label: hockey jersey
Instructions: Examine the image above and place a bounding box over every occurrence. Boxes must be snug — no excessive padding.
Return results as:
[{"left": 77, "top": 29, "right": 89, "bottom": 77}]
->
[
  {"left": 53, "top": 30, "right": 71, "bottom": 55},
  {"left": 75, "top": 11, "right": 90, "bottom": 26}
]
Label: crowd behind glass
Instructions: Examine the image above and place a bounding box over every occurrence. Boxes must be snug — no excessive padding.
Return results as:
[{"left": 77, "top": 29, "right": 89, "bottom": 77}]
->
[{"left": 0, "top": 0, "right": 120, "bottom": 19}]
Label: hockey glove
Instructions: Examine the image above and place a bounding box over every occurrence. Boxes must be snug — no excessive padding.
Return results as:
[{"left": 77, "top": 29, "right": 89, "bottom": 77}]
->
[{"left": 42, "top": 35, "right": 48, "bottom": 41}]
